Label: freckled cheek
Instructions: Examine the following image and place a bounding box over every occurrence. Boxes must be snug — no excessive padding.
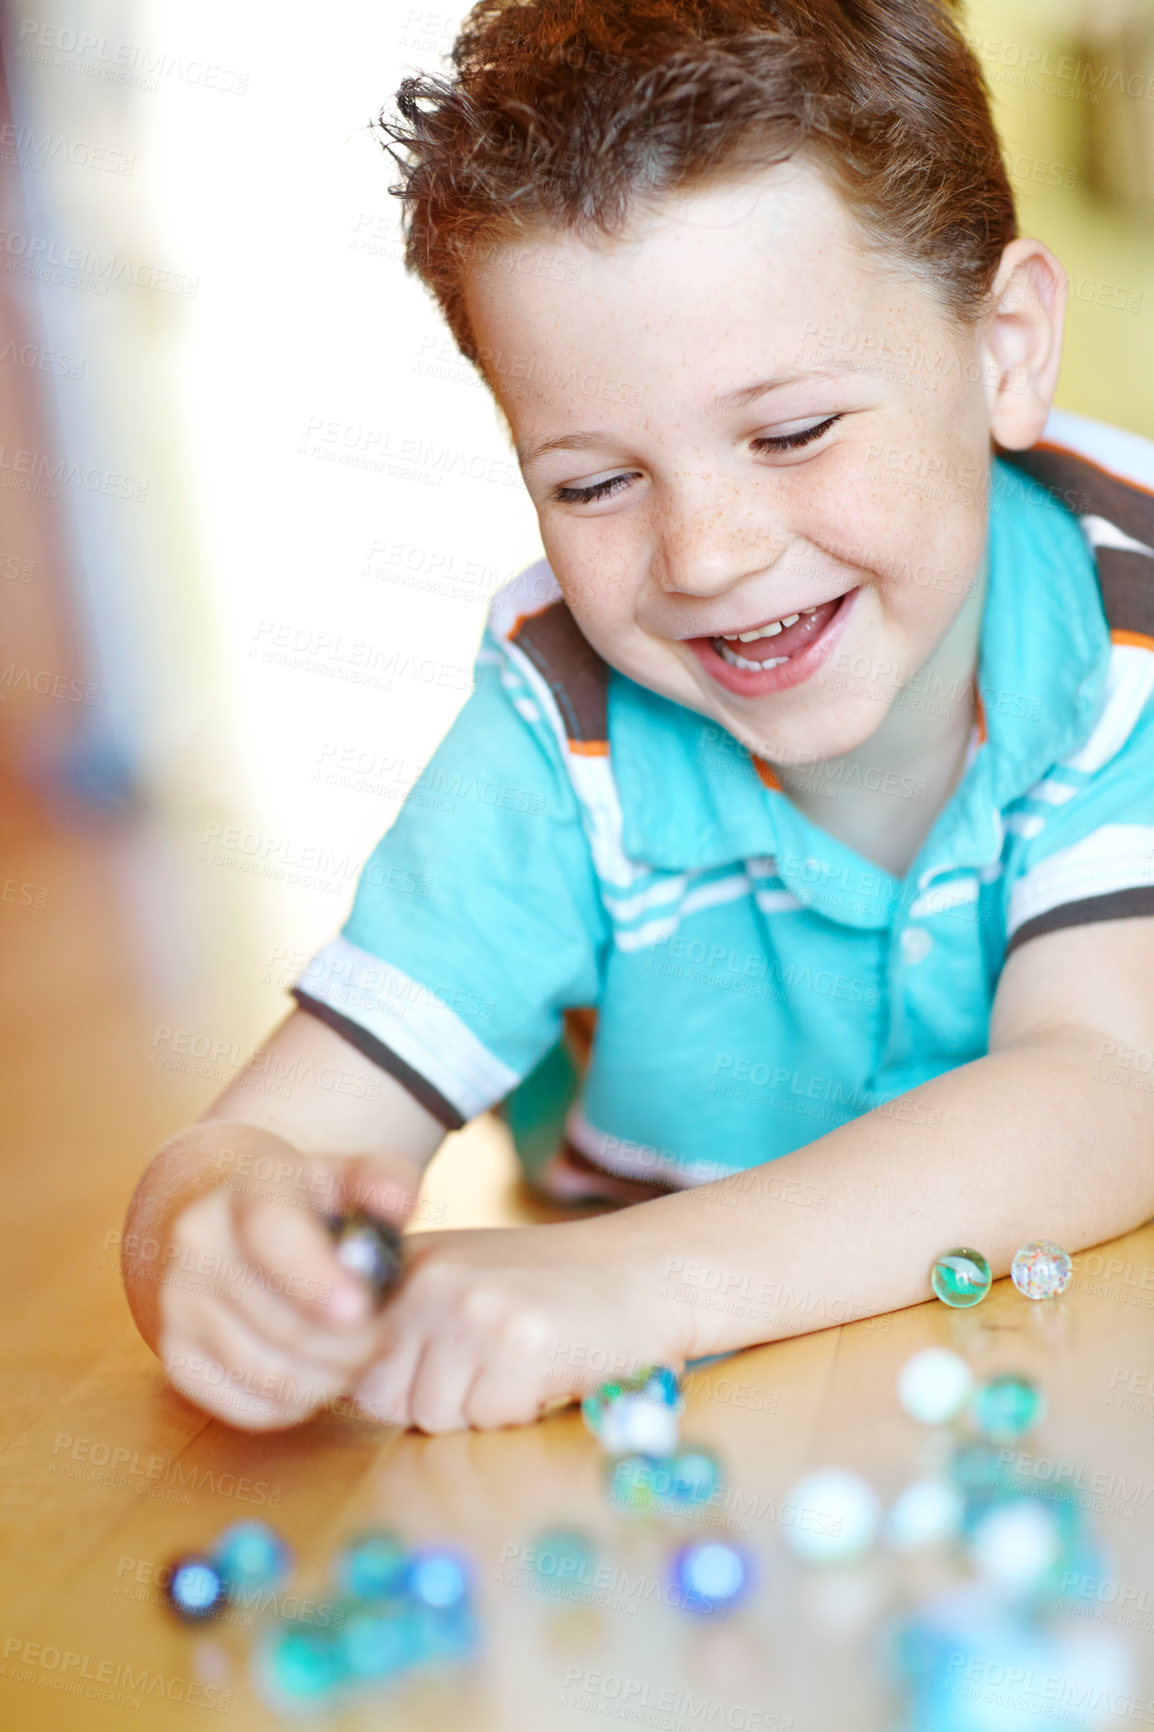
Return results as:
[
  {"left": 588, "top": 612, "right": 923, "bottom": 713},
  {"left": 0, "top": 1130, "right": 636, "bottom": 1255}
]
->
[{"left": 555, "top": 553, "right": 642, "bottom": 623}]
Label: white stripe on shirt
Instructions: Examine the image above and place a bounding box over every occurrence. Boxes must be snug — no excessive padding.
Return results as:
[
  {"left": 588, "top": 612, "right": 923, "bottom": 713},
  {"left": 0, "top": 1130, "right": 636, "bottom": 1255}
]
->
[
  {"left": 1064, "top": 643, "right": 1154, "bottom": 776},
  {"left": 1007, "top": 825, "right": 1154, "bottom": 935},
  {"left": 295, "top": 935, "right": 519, "bottom": 1119}
]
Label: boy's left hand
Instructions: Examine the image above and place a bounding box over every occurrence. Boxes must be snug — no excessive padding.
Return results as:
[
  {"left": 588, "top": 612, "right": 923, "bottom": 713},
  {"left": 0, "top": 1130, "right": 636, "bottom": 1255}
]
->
[{"left": 350, "top": 1218, "right": 685, "bottom": 1433}]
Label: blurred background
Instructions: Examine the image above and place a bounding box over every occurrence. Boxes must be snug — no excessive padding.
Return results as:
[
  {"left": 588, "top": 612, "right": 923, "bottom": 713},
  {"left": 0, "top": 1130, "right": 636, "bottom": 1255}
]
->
[{"left": 1, "top": 0, "right": 1152, "bottom": 1155}]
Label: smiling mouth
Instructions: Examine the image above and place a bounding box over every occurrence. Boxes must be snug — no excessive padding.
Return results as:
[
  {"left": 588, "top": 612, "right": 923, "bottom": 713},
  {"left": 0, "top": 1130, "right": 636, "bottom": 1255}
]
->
[
  {"left": 681, "top": 587, "right": 857, "bottom": 694},
  {"left": 704, "top": 592, "right": 845, "bottom": 664}
]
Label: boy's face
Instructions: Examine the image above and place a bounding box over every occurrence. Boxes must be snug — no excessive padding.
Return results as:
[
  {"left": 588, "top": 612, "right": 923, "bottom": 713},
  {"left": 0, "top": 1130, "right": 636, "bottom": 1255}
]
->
[{"left": 462, "top": 160, "right": 998, "bottom": 765}]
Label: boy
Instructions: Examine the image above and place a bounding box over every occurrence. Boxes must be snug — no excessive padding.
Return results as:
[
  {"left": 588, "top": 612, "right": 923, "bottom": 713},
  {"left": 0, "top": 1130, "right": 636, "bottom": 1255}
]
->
[{"left": 123, "top": 0, "right": 1154, "bottom": 1435}]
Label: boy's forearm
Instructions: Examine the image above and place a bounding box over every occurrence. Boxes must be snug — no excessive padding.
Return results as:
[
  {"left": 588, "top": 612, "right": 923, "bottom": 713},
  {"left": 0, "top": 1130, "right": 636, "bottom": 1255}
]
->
[
  {"left": 625, "top": 1025, "right": 1154, "bottom": 1360},
  {"left": 121, "top": 1123, "right": 315, "bottom": 1354}
]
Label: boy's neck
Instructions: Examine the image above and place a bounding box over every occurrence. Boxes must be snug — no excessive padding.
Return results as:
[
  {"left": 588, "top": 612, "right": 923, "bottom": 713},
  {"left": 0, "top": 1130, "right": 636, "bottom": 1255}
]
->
[{"left": 772, "top": 551, "right": 990, "bottom": 880}]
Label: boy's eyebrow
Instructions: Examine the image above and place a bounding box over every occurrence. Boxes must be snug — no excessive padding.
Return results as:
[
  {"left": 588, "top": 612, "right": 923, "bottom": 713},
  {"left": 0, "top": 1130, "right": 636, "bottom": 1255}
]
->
[
  {"left": 708, "top": 369, "right": 842, "bottom": 415},
  {"left": 515, "top": 369, "right": 843, "bottom": 468},
  {"left": 516, "top": 430, "right": 613, "bottom": 469}
]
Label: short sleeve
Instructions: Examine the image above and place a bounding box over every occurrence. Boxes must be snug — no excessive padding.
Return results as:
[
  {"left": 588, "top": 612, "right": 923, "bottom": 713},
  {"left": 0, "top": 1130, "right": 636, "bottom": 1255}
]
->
[
  {"left": 292, "top": 633, "right": 609, "bottom": 1128},
  {"left": 1004, "top": 646, "right": 1154, "bottom": 956}
]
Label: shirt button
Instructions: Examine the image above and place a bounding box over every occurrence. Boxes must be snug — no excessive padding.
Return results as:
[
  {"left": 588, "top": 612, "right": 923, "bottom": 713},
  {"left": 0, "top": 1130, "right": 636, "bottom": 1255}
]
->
[{"left": 900, "top": 926, "right": 933, "bottom": 965}]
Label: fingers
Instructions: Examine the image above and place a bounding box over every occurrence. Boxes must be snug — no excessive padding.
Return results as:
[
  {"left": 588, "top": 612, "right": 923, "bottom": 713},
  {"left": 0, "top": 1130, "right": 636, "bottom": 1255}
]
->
[
  {"left": 162, "top": 1335, "right": 299, "bottom": 1432},
  {"left": 159, "top": 1188, "right": 388, "bottom": 1433},
  {"left": 350, "top": 1341, "right": 418, "bottom": 1431},
  {"left": 160, "top": 1298, "right": 352, "bottom": 1431},
  {"left": 405, "top": 1335, "right": 480, "bottom": 1435},
  {"left": 464, "top": 1307, "right": 555, "bottom": 1430},
  {"left": 353, "top": 1278, "right": 556, "bottom": 1435},
  {"left": 233, "top": 1194, "right": 371, "bottom": 1328}
]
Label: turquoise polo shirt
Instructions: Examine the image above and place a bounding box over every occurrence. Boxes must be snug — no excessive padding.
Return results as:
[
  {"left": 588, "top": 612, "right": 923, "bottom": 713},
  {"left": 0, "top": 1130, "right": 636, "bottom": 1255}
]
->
[{"left": 294, "top": 415, "right": 1154, "bottom": 1192}]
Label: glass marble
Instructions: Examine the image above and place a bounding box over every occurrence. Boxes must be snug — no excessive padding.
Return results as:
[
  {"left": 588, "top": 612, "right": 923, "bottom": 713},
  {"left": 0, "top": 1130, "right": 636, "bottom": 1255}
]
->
[
  {"left": 1010, "top": 1239, "right": 1072, "bottom": 1301},
  {"left": 885, "top": 1479, "right": 964, "bottom": 1552},
  {"left": 641, "top": 1367, "right": 682, "bottom": 1408},
  {"left": 969, "top": 1498, "right": 1062, "bottom": 1597},
  {"left": 971, "top": 1374, "right": 1046, "bottom": 1443},
  {"left": 406, "top": 1548, "right": 471, "bottom": 1613},
  {"left": 413, "top": 1602, "right": 477, "bottom": 1663},
  {"left": 254, "top": 1622, "right": 343, "bottom": 1706},
  {"left": 581, "top": 1365, "right": 684, "bottom": 1450},
  {"left": 949, "top": 1440, "right": 1009, "bottom": 1497},
  {"left": 668, "top": 1449, "right": 723, "bottom": 1505},
  {"left": 334, "top": 1530, "right": 409, "bottom": 1601},
  {"left": 325, "top": 1211, "right": 403, "bottom": 1304},
  {"left": 897, "top": 1348, "right": 974, "bottom": 1426},
  {"left": 600, "top": 1394, "right": 680, "bottom": 1456},
  {"left": 530, "top": 1528, "right": 597, "bottom": 1592},
  {"left": 339, "top": 1603, "right": 421, "bottom": 1680},
  {"left": 784, "top": 1469, "right": 881, "bottom": 1563},
  {"left": 164, "top": 1555, "right": 227, "bottom": 1623},
  {"left": 606, "top": 1453, "right": 663, "bottom": 1511},
  {"left": 930, "top": 1247, "right": 992, "bottom": 1308},
  {"left": 211, "top": 1520, "right": 292, "bottom": 1594},
  {"left": 670, "top": 1541, "right": 753, "bottom": 1614}
]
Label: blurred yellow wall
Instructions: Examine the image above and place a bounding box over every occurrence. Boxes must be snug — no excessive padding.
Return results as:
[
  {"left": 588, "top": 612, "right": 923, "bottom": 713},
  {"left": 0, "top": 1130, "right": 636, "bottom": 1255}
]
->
[{"left": 965, "top": 0, "right": 1154, "bottom": 438}]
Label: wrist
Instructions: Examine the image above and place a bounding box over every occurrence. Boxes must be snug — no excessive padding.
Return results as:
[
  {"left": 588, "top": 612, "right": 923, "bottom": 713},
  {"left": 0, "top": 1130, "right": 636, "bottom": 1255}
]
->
[{"left": 590, "top": 1193, "right": 704, "bottom": 1368}]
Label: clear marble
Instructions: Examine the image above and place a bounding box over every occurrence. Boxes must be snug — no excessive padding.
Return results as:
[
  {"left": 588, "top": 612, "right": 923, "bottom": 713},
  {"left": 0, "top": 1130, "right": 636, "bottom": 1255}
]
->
[
  {"left": 784, "top": 1468, "right": 881, "bottom": 1563},
  {"left": 898, "top": 1348, "right": 974, "bottom": 1425},
  {"left": 1010, "top": 1239, "right": 1072, "bottom": 1300},
  {"left": 582, "top": 1365, "right": 684, "bottom": 1455}
]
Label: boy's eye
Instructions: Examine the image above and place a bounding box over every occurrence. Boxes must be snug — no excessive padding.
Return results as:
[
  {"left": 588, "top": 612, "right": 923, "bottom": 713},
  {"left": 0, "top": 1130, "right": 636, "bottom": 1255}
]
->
[
  {"left": 552, "top": 471, "right": 640, "bottom": 506},
  {"left": 549, "top": 414, "right": 843, "bottom": 505},
  {"left": 750, "top": 413, "right": 843, "bottom": 453}
]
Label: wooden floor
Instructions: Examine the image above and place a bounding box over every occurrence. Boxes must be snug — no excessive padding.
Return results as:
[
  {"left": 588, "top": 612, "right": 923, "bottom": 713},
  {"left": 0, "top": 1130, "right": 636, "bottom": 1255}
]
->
[{"left": 2, "top": 790, "right": 1154, "bottom": 1731}]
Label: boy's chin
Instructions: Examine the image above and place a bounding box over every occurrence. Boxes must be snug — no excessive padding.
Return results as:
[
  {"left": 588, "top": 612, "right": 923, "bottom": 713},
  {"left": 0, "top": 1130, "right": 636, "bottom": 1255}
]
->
[{"left": 712, "top": 696, "right": 893, "bottom": 768}]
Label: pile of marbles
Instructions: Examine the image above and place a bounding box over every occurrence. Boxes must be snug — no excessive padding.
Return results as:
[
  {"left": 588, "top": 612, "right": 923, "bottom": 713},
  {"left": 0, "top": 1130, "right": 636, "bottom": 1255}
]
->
[
  {"left": 578, "top": 1363, "right": 754, "bottom": 1613},
  {"left": 165, "top": 1523, "right": 476, "bottom": 1712},
  {"left": 581, "top": 1365, "right": 724, "bottom": 1514},
  {"left": 888, "top": 1253, "right": 1132, "bottom": 1731},
  {"left": 165, "top": 1520, "right": 293, "bottom": 1622},
  {"left": 253, "top": 1530, "right": 475, "bottom": 1713}
]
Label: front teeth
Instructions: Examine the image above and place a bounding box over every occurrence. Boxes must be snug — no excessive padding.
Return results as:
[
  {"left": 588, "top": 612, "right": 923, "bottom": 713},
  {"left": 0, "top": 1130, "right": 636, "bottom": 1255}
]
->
[
  {"left": 716, "top": 643, "right": 790, "bottom": 672},
  {"left": 721, "top": 610, "right": 805, "bottom": 643}
]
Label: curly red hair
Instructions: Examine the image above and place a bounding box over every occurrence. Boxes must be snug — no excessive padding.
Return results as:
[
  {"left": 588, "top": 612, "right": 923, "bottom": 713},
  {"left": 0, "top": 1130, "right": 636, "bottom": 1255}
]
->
[{"left": 377, "top": 0, "right": 1017, "bottom": 367}]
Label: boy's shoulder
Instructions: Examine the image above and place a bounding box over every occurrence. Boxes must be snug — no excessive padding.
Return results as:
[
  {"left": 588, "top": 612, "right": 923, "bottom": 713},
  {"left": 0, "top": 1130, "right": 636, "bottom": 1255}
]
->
[
  {"left": 484, "top": 560, "right": 610, "bottom": 758},
  {"left": 995, "top": 409, "right": 1154, "bottom": 646}
]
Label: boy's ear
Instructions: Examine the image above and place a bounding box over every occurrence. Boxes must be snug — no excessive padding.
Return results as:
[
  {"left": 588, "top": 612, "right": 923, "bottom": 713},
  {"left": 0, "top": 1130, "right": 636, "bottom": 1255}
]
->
[{"left": 979, "top": 237, "right": 1068, "bottom": 451}]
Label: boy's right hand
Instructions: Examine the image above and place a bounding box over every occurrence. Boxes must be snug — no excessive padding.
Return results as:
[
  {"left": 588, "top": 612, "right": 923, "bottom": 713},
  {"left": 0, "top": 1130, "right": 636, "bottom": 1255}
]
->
[{"left": 157, "top": 1155, "right": 413, "bottom": 1431}]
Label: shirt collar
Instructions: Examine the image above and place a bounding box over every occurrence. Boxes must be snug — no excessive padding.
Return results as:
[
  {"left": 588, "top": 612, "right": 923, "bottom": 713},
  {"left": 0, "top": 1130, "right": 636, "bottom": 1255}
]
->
[{"left": 610, "top": 453, "right": 1108, "bottom": 911}]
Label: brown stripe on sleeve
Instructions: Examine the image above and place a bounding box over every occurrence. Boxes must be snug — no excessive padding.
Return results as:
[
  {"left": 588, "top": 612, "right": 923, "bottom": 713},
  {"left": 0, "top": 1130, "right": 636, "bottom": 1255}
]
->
[
  {"left": 511, "top": 600, "right": 610, "bottom": 746},
  {"left": 996, "top": 444, "right": 1154, "bottom": 640},
  {"left": 292, "top": 989, "right": 467, "bottom": 1130},
  {"left": 1006, "top": 886, "right": 1154, "bottom": 957},
  {"left": 998, "top": 443, "right": 1154, "bottom": 551},
  {"left": 1095, "top": 547, "right": 1154, "bottom": 642}
]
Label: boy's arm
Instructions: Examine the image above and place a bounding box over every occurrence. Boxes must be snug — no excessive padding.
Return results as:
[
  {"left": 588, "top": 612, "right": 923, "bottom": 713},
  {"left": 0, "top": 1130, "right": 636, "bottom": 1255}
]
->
[
  {"left": 343, "top": 914, "right": 1154, "bottom": 1435},
  {"left": 632, "top": 913, "right": 1154, "bottom": 1358},
  {"left": 122, "top": 1008, "right": 446, "bottom": 1424}
]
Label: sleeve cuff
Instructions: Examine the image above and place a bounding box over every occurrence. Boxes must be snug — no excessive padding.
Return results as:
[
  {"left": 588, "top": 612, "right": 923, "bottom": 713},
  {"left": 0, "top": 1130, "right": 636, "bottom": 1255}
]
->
[
  {"left": 1005, "top": 884, "right": 1154, "bottom": 956},
  {"left": 292, "top": 989, "right": 466, "bottom": 1130}
]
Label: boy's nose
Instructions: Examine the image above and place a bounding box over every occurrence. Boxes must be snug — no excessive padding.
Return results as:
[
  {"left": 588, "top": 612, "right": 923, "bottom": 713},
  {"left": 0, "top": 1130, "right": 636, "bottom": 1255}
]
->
[{"left": 651, "top": 494, "right": 793, "bottom": 600}]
